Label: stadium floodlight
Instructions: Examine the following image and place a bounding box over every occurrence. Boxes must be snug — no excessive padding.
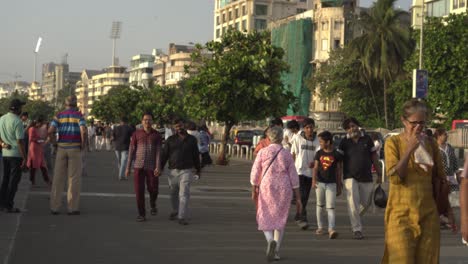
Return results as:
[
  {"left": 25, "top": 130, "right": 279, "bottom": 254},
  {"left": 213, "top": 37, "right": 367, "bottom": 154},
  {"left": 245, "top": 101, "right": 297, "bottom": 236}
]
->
[
  {"left": 33, "top": 37, "right": 43, "bottom": 83},
  {"left": 110, "top": 21, "right": 122, "bottom": 66}
]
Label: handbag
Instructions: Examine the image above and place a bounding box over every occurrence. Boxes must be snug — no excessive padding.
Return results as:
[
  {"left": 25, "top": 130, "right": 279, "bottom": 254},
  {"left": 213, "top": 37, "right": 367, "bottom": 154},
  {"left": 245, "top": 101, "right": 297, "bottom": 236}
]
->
[
  {"left": 374, "top": 184, "right": 387, "bottom": 208},
  {"left": 430, "top": 139, "right": 450, "bottom": 216}
]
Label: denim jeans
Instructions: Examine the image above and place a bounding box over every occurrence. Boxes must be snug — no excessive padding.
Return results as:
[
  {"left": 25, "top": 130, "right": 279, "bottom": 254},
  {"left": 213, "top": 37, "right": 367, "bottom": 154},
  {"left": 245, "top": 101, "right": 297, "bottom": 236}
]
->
[
  {"left": 114, "top": 150, "right": 129, "bottom": 179},
  {"left": 316, "top": 182, "right": 337, "bottom": 231}
]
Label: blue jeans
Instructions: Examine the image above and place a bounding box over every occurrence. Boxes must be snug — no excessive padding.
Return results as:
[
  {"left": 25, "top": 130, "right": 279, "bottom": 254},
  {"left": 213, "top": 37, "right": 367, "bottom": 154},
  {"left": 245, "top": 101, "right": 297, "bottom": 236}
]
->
[
  {"left": 316, "top": 182, "right": 337, "bottom": 231},
  {"left": 114, "top": 150, "right": 128, "bottom": 179}
]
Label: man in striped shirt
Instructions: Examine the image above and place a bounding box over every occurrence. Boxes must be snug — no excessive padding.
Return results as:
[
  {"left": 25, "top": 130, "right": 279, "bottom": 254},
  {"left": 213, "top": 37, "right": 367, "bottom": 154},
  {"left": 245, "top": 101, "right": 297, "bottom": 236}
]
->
[{"left": 48, "top": 95, "right": 87, "bottom": 215}]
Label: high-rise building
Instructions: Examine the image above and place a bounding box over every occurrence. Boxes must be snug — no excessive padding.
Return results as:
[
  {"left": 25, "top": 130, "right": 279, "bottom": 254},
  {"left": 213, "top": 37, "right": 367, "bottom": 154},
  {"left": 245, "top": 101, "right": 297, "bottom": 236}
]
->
[
  {"left": 84, "top": 66, "right": 129, "bottom": 118},
  {"left": 213, "top": 0, "right": 309, "bottom": 41},
  {"left": 129, "top": 54, "right": 155, "bottom": 88},
  {"left": 153, "top": 43, "right": 197, "bottom": 86},
  {"left": 411, "top": 0, "right": 466, "bottom": 28},
  {"left": 41, "top": 62, "right": 81, "bottom": 102},
  {"left": 75, "top": 69, "right": 103, "bottom": 117}
]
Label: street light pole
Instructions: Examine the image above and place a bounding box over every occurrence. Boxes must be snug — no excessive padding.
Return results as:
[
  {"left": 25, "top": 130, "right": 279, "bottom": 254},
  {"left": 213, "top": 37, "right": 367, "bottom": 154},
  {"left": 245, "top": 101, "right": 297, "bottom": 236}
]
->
[{"left": 419, "top": 3, "right": 424, "bottom": 69}]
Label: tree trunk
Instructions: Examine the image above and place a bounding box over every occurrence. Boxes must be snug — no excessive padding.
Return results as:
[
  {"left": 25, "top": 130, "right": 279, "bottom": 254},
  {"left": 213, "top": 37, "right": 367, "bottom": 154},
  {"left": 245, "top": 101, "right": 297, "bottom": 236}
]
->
[
  {"left": 216, "top": 121, "right": 233, "bottom": 165},
  {"left": 364, "top": 74, "right": 381, "bottom": 121},
  {"left": 383, "top": 77, "right": 389, "bottom": 128}
]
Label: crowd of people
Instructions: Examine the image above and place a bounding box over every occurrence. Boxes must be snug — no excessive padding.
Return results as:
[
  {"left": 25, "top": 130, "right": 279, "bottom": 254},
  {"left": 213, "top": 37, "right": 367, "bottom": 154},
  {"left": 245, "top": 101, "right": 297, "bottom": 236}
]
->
[
  {"left": 0, "top": 96, "right": 466, "bottom": 263},
  {"left": 250, "top": 99, "right": 467, "bottom": 263}
]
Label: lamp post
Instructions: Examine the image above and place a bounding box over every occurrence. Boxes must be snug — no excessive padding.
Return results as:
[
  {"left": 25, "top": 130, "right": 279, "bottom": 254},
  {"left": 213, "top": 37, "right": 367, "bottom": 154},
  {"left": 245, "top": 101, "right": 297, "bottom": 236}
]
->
[
  {"left": 419, "top": 3, "right": 424, "bottom": 69},
  {"left": 33, "top": 37, "right": 42, "bottom": 83}
]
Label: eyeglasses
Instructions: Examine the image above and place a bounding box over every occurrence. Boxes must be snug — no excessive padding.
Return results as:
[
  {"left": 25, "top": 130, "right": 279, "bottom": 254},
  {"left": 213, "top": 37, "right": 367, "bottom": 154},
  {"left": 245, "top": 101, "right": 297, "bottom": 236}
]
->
[{"left": 405, "top": 118, "right": 426, "bottom": 127}]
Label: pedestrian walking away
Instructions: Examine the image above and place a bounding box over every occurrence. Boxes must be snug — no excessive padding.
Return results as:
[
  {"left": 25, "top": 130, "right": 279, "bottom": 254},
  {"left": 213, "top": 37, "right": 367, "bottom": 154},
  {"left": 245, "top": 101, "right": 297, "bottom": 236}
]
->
[
  {"left": 159, "top": 119, "right": 201, "bottom": 226},
  {"left": 381, "top": 99, "right": 455, "bottom": 263},
  {"left": 0, "top": 99, "right": 27, "bottom": 213},
  {"left": 113, "top": 116, "right": 134, "bottom": 181},
  {"left": 49, "top": 95, "right": 87, "bottom": 215},
  {"left": 312, "top": 131, "right": 343, "bottom": 239},
  {"left": 250, "top": 126, "right": 302, "bottom": 262},
  {"left": 125, "top": 113, "right": 162, "bottom": 222},
  {"left": 199, "top": 124, "right": 212, "bottom": 167},
  {"left": 290, "top": 117, "right": 319, "bottom": 230},
  {"left": 87, "top": 121, "right": 96, "bottom": 152},
  {"left": 338, "top": 117, "right": 382, "bottom": 240}
]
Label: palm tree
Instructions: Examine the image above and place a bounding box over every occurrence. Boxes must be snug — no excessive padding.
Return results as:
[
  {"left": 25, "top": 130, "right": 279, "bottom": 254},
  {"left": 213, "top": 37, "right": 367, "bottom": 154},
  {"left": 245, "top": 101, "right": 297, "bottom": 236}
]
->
[{"left": 350, "top": 0, "right": 413, "bottom": 128}]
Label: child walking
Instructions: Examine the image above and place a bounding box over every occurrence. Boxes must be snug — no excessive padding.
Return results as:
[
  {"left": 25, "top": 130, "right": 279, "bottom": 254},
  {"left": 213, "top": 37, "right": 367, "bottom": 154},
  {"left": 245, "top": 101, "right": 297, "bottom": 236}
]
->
[{"left": 313, "top": 131, "right": 343, "bottom": 239}]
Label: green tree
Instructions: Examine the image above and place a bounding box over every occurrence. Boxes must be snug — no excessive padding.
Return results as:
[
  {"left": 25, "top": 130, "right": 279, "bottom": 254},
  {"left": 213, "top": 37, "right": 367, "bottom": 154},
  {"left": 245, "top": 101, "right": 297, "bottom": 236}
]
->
[
  {"left": 414, "top": 14, "right": 468, "bottom": 124},
  {"left": 0, "top": 91, "right": 54, "bottom": 121},
  {"left": 350, "top": 0, "right": 413, "bottom": 128},
  {"left": 134, "top": 85, "right": 187, "bottom": 125},
  {"left": 91, "top": 86, "right": 142, "bottom": 124},
  {"left": 309, "top": 47, "right": 386, "bottom": 128},
  {"left": 183, "top": 30, "right": 296, "bottom": 164}
]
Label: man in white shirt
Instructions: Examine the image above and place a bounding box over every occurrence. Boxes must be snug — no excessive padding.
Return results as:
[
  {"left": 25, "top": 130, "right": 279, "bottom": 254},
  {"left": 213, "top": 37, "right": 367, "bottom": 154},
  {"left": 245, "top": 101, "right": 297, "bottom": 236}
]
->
[
  {"left": 87, "top": 122, "right": 96, "bottom": 152},
  {"left": 290, "top": 118, "right": 319, "bottom": 229},
  {"left": 283, "top": 120, "right": 300, "bottom": 150}
]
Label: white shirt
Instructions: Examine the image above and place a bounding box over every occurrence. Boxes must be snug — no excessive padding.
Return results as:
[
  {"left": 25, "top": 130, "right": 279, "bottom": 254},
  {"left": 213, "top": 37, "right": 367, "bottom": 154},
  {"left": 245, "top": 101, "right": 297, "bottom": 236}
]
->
[
  {"left": 290, "top": 133, "right": 320, "bottom": 177},
  {"left": 282, "top": 128, "right": 294, "bottom": 150},
  {"left": 87, "top": 126, "right": 96, "bottom": 137}
]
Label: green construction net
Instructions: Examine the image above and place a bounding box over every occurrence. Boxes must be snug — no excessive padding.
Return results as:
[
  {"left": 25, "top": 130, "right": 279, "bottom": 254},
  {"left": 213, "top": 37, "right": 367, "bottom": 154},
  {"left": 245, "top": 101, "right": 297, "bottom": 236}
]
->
[{"left": 271, "top": 19, "right": 313, "bottom": 116}]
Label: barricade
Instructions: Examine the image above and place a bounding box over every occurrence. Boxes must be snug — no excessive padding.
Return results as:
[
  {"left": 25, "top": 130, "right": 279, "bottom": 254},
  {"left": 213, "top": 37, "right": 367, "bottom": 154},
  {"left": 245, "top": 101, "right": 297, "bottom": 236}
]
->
[
  {"left": 249, "top": 146, "right": 256, "bottom": 160},
  {"left": 226, "top": 143, "right": 232, "bottom": 156},
  {"left": 216, "top": 143, "right": 223, "bottom": 154},
  {"left": 240, "top": 145, "right": 250, "bottom": 159},
  {"left": 209, "top": 142, "right": 217, "bottom": 153},
  {"left": 231, "top": 144, "right": 240, "bottom": 157}
]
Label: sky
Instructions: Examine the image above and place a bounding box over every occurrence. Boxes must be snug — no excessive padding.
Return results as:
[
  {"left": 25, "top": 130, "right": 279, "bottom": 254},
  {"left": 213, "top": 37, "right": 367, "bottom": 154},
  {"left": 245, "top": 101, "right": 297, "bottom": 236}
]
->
[{"left": 0, "top": 0, "right": 411, "bottom": 84}]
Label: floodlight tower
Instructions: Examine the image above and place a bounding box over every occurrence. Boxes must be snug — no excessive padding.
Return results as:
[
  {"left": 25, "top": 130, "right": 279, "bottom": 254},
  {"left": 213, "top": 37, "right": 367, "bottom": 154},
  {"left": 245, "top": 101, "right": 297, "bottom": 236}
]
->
[
  {"left": 110, "top": 21, "right": 122, "bottom": 66},
  {"left": 33, "top": 37, "right": 42, "bottom": 83}
]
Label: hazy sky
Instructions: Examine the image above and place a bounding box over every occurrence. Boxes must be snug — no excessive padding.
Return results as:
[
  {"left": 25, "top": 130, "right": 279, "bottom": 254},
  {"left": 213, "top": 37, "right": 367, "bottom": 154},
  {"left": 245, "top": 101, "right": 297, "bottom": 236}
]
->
[{"left": 0, "top": 0, "right": 411, "bottom": 83}]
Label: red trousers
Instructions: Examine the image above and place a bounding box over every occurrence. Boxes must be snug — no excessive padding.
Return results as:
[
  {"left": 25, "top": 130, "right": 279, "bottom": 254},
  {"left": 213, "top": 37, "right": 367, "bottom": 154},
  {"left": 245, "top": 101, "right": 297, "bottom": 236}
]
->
[{"left": 133, "top": 168, "right": 158, "bottom": 217}]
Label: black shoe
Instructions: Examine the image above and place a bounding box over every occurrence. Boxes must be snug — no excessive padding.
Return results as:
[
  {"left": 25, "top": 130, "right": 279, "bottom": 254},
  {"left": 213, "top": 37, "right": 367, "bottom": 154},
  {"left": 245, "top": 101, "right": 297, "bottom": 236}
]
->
[
  {"left": 169, "top": 212, "right": 178, "bottom": 221},
  {"left": 50, "top": 210, "right": 59, "bottom": 215},
  {"left": 6, "top": 208, "right": 21, "bottom": 213},
  {"left": 67, "top": 211, "right": 80, "bottom": 215},
  {"left": 150, "top": 207, "right": 158, "bottom": 216},
  {"left": 178, "top": 219, "right": 189, "bottom": 225}
]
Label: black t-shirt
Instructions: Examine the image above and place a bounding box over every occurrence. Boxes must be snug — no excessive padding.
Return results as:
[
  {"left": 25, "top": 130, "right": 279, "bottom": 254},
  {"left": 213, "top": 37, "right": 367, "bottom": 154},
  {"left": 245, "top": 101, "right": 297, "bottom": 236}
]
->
[
  {"left": 112, "top": 124, "right": 134, "bottom": 151},
  {"left": 338, "top": 134, "right": 376, "bottom": 182},
  {"left": 96, "top": 126, "right": 104, "bottom": 136},
  {"left": 314, "top": 149, "right": 342, "bottom": 183}
]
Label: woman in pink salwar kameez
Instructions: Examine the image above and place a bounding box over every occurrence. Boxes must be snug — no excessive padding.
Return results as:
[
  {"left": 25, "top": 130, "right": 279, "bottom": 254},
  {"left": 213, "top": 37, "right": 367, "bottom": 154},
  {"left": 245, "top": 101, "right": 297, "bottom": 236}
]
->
[
  {"left": 27, "top": 117, "right": 50, "bottom": 186},
  {"left": 251, "top": 126, "right": 302, "bottom": 262}
]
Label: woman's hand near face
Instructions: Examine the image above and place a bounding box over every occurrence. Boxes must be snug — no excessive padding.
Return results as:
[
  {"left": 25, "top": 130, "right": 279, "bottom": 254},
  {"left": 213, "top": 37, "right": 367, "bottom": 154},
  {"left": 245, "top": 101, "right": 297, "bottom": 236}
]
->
[{"left": 406, "top": 125, "right": 422, "bottom": 153}]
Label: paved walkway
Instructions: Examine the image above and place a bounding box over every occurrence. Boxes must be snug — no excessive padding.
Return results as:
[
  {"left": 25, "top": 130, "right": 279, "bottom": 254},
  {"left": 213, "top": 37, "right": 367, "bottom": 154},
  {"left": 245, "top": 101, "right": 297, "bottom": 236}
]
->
[{"left": 1, "top": 151, "right": 467, "bottom": 264}]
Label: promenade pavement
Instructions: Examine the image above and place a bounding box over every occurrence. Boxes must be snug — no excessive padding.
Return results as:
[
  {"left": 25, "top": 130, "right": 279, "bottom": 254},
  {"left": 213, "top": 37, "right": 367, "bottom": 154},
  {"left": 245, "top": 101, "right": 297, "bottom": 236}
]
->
[{"left": 1, "top": 151, "right": 467, "bottom": 264}]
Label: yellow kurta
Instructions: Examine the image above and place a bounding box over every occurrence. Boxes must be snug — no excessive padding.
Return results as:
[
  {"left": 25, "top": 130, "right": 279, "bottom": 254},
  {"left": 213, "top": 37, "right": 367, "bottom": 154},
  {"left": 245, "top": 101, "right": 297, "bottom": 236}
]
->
[{"left": 382, "top": 134, "right": 445, "bottom": 264}]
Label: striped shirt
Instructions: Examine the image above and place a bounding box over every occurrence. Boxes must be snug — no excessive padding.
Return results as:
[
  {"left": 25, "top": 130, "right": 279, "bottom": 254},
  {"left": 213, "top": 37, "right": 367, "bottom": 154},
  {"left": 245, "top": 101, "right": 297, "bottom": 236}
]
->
[{"left": 51, "top": 108, "right": 86, "bottom": 149}]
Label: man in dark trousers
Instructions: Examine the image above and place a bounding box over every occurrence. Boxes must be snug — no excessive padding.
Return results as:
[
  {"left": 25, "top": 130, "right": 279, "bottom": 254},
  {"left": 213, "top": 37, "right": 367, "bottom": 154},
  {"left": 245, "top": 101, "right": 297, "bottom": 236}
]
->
[
  {"left": 126, "top": 113, "right": 162, "bottom": 222},
  {"left": 0, "top": 99, "right": 27, "bottom": 213},
  {"left": 112, "top": 116, "right": 134, "bottom": 181},
  {"left": 157, "top": 119, "right": 200, "bottom": 225}
]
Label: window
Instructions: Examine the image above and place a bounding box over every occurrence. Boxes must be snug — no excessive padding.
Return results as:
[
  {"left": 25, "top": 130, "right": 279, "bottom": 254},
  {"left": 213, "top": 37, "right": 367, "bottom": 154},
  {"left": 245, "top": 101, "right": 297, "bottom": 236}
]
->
[
  {"left": 235, "top": 8, "right": 239, "bottom": 18},
  {"left": 171, "top": 60, "right": 176, "bottom": 66},
  {"left": 313, "top": 22, "right": 318, "bottom": 31},
  {"left": 334, "top": 21, "right": 342, "bottom": 30},
  {"left": 216, "top": 16, "right": 220, "bottom": 25},
  {"left": 321, "top": 39, "right": 328, "bottom": 51},
  {"left": 229, "top": 11, "right": 232, "bottom": 20},
  {"left": 222, "top": 26, "right": 227, "bottom": 34},
  {"left": 322, "top": 22, "right": 329, "bottom": 30},
  {"left": 222, "top": 13, "right": 226, "bottom": 23},
  {"left": 460, "top": 0, "right": 465, "bottom": 7},
  {"left": 255, "top": 4, "right": 268, "bottom": 15},
  {"left": 300, "top": 0, "right": 307, "bottom": 2},
  {"left": 453, "top": 0, "right": 459, "bottom": 8},
  {"left": 255, "top": 19, "right": 267, "bottom": 30},
  {"left": 235, "top": 22, "right": 240, "bottom": 30},
  {"left": 242, "top": 19, "right": 247, "bottom": 31},
  {"left": 427, "top": 0, "right": 449, "bottom": 16},
  {"left": 334, "top": 39, "right": 341, "bottom": 49},
  {"left": 242, "top": 5, "right": 247, "bottom": 15},
  {"left": 297, "top": 8, "right": 307, "bottom": 14},
  {"left": 216, "top": 29, "right": 220, "bottom": 38}
]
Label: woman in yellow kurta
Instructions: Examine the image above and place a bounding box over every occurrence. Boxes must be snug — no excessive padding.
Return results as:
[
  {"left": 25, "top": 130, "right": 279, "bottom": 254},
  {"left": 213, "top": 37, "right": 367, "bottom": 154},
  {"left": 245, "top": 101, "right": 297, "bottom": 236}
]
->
[{"left": 382, "top": 99, "right": 455, "bottom": 264}]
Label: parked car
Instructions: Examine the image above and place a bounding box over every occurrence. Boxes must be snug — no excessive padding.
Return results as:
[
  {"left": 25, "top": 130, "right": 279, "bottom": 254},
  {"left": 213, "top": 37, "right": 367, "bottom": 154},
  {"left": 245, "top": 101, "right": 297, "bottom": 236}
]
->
[{"left": 232, "top": 130, "right": 255, "bottom": 146}]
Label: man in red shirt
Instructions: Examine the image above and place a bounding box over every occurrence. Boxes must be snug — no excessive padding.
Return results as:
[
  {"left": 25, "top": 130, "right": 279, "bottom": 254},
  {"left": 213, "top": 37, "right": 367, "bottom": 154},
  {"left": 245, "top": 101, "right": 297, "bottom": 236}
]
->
[{"left": 126, "top": 113, "right": 162, "bottom": 222}]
